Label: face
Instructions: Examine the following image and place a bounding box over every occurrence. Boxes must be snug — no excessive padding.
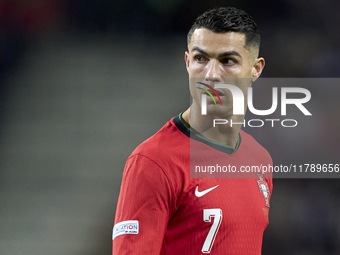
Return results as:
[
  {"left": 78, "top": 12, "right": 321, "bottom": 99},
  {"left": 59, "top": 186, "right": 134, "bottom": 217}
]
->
[{"left": 185, "top": 28, "right": 264, "bottom": 117}]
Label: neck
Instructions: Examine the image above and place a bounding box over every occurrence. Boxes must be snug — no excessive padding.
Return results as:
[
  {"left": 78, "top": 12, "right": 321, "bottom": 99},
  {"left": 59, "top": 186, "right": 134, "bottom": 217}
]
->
[{"left": 181, "top": 103, "right": 244, "bottom": 149}]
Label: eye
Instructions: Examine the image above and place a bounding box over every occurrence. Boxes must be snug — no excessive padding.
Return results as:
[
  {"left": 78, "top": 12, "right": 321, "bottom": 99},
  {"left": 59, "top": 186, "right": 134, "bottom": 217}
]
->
[
  {"left": 220, "top": 58, "right": 236, "bottom": 65},
  {"left": 195, "top": 55, "right": 208, "bottom": 63}
]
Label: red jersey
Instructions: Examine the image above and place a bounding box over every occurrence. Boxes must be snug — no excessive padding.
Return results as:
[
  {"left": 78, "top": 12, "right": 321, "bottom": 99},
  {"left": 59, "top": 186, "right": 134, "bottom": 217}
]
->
[{"left": 113, "top": 114, "right": 273, "bottom": 255}]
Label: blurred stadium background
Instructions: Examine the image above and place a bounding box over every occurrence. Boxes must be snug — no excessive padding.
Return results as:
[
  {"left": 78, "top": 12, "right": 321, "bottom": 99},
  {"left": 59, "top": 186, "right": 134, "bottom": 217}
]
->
[{"left": 0, "top": 0, "right": 339, "bottom": 254}]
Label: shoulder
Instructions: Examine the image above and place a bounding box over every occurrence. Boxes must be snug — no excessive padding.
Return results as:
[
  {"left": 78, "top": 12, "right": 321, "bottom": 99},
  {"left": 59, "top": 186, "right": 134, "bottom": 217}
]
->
[
  {"left": 122, "top": 117, "right": 190, "bottom": 209},
  {"left": 239, "top": 129, "right": 273, "bottom": 188},
  {"left": 129, "top": 117, "right": 189, "bottom": 167},
  {"left": 124, "top": 117, "right": 190, "bottom": 191},
  {"left": 239, "top": 129, "right": 272, "bottom": 162}
]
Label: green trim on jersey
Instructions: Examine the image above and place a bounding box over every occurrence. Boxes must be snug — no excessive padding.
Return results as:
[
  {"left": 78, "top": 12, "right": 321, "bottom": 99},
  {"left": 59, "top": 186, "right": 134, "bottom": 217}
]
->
[{"left": 179, "top": 112, "right": 240, "bottom": 154}]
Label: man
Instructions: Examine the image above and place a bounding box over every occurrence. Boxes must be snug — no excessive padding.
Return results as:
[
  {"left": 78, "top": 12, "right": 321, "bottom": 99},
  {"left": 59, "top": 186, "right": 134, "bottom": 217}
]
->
[{"left": 113, "top": 7, "right": 273, "bottom": 255}]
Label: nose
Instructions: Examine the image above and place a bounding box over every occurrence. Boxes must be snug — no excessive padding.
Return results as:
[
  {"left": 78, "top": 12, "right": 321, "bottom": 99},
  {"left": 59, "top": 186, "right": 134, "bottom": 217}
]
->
[{"left": 205, "top": 60, "right": 222, "bottom": 83}]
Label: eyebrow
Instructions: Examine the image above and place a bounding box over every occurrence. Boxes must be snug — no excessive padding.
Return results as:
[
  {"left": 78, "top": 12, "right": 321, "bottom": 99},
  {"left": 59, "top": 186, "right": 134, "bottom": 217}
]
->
[{"left": 191, "top": 46, "right": 242, "bottom": 59}]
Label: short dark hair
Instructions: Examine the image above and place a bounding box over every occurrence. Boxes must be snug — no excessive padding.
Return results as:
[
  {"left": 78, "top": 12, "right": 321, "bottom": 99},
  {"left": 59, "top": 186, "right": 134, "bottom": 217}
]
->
[{"left": 187, "top": 7, "right": 260, "bottom": 50}]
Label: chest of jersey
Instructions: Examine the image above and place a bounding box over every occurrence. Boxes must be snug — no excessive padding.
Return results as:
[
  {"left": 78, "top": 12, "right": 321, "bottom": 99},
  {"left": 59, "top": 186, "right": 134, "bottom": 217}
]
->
[{"left": 164, "top": 178, "right": 269, "bottom": 254}]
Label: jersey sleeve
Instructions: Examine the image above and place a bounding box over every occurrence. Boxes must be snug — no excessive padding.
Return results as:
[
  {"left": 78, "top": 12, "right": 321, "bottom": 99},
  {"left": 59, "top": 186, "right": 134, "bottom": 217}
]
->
[{"left": 113, "top": 154, "right": 173, "bottom": 255}]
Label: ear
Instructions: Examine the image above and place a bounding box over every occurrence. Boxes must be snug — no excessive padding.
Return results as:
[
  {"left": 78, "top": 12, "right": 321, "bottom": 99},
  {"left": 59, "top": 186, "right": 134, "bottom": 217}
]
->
[
  {"left": 252, "top": 57, "right": 265, "bottom": 82},
  {"left": 185, "top": 51, "right": 190, "bottom": 72}
]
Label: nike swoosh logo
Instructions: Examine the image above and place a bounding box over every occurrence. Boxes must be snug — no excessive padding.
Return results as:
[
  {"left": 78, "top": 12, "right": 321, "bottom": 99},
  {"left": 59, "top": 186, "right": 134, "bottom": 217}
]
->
[{"left": 195, "top": 185, "right": 219, "bottom": 197}]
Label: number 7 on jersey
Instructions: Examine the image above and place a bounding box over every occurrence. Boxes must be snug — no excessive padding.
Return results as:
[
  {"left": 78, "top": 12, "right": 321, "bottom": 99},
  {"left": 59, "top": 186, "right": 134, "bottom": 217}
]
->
[{"left": 202, "top": 209, "right": 223, "bottom": 253}]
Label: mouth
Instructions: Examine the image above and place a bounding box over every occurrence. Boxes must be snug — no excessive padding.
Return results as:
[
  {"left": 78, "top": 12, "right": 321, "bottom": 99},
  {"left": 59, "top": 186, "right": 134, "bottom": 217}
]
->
[
  {"left": 196, "top": 82, "right": 224, "bottom": 105},
  {"left": 196, "top": 82, "right": 224, "bottom": 96},
  {"left": 203, "top": 89, "right": 224, "bottom": 97}
]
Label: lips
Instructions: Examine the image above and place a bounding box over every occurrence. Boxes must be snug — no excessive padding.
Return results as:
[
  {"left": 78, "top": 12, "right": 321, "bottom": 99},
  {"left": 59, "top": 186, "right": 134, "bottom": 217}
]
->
[
  {"left": 196, "top": 82, "right": 224, "bottom": 97},
  {"left": 204, "top": 89, "right": 224, "bottom": 97},
  {"left": 196, "top": 82, "right": 224, "bottom": 105}
]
